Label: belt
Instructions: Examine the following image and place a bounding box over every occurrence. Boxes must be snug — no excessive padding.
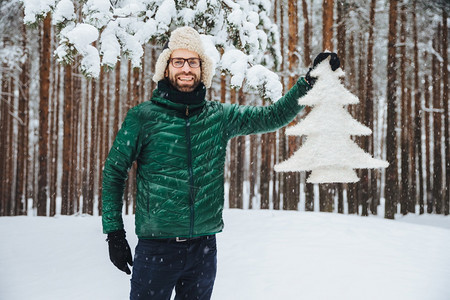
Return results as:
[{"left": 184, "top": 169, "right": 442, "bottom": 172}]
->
[
  {"left": 146, "top": 235, "right": 214, "bottom": 243},
  {"left": 175, "top": 236, "right": 197, "bottom": 242}
]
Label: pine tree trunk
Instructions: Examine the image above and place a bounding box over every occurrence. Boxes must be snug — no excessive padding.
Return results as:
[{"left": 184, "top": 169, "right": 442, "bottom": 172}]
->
[
  {"left": 78, "top": 84, "right": 84, "bottom": 213},
  {"left": 134, "top": 66, "right": 140, "bottom": 105},
  {"left": 337, "top": 183, "right": 344, "bottom": 214},
  {"left": 366, "top": 0, "right": 377, "bottom": 215},
  {"left": 72, "top": 67, "right": 82, "bottom": 213},
  {"left": 220, "top": 73, "right": 230, "bottom": 207},
  {"left": 413, "top": 1, "right": 424, "bottom": 214},
  {"left": 7, "top": 77, "right": 14, "bottom": 215},
  {"left": 0, "top": 62, "right": 7, "bottom": 215},
  {"left": 336, "top": 0, "right": 346, "bottom": 69},
  {"left": 113, "top": 60, "right": 121, "bottom": 137},
  {"left": 286, "top": 0, "right": 299, "bottom": 210},
  {"left": 249, "top": 134, "right": 257, "bottom": 209},
  {"left": 270, "top": 132, "right": 279, "bottom": 209},
  {"left": 352, "top": 33, "right": 368, "bottom": 216},
  {"left": 346, "top": 33, "right": 357, "bottom": 215},
  {"left": 24, "top": 59, "right": 30, "bottom": 214},
  {"left": 150, "top": 47, "right": 157, "bottom": 93},
  {"left": 99, "top": 71, "right": 111, "bottom": 215},
  {"left": 359, "top": 32, "right": 370, "bottom": 216},
  {"left": 130, "top": 67, "right": 140, "bottom": 213},
  {"left": 141, "top": 49, "right": 146, "bottom": 103},
  {"left": 277, "top": 0, "right": 287, "bottom": 210},
  {"left": 302, "top": 0, "right": 312, "bottom": 67},
  {"left": 124, "top": 61, "right": 132, "bottom": 214},
  {"left": 97, "top": 67, "right": 105, "bottom": 215},
  {"left": 54, "top": 66, "right": 61, "bottom": 213},
  {"left": 442, "top": 9, "right": 449, "bottom": 216},
  {"left": 88, "top": 77, "right": 98, "bottom": 216},
  {"left": 37, "top": 14, "right": 51, "bottom": 216},
  {"left": 260, "top": 131, "right": 269, "bottom": 209},
  {"left": 266, "top": 118, "right": 274, "bottom": 209},
  {"left": 82, "top": 71, "right": 90, "bottom": 214},
  {"left": 105, "top": 71, "right": 112, "bottom": 165},
  {"left": 347, "top": 33, "right": 356, "bottom": 92},
  {"left": 268, "top": 0, "right": 278, "bottom": 209},
  {"left": 15, "top": 21, "right": 29, "bottom": 215},
  {"left": 385, "top": 0, "right": 399, "bottom": 219},
  {"left": 280, "top": 127, "right": 287, "bottom": 210},
  {"left": 61, "top": 64, "right": 72, "bottom": 215},
  {"left": 32, "top": 137, "right": 39, "bottom": 210},
  {"left": 399, "top": 3, "right": 409, "bottom": 215},
  {"left": 49, "top": 63, "right": 58, "bottom": 216},
  {"left": 424, "top": 66, "right": 433, "bottom": 212},
  {"left": 4, "top": 75, "right": 11, "bottom": 215},
  {"left": 304, "top": 171, "right": 314, "bottom": 211},
  {"left": 322, "top": 0, "right": 334, "bottom": 51},
  {"left": 432, "top": 26, "right": 443, "bottom": 214},
  {"left": 407, "top": 75, "right": 416, "bottom": 214},
  {"left": 236, "top": 89, "right": 245, "bottom": 209},
  {"left": 229, "top": 87, "right": 237, "bottom": 208},
  {"left": 264, "top": 132, "right": 273, "bottom": 209},
  {"left": 319, "top": 184, "right": 334, "bottom": 212},
  {"left": 302, "top": 0, "right": 314, "bottom": 211}
]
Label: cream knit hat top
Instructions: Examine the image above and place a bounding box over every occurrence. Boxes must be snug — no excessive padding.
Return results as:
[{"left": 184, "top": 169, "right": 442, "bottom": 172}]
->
[{"left": 152, "top": 26, "right": 214, "bottom": 89}]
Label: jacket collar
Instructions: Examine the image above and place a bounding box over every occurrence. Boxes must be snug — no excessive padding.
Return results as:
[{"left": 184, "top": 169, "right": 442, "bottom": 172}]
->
[{"left": 151, "top": 80, "right": 206, "bottom": 117}]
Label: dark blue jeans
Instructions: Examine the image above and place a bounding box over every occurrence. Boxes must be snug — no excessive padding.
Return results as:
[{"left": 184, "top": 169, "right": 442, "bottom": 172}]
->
[{"left": 130, "top": 235, "right": 217, "bottom": 300}]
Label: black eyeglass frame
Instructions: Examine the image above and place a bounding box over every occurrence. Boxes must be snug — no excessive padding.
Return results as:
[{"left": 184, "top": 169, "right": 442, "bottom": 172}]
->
[{"left": 167, "top": 57, "right": 202, "bottom": 68}]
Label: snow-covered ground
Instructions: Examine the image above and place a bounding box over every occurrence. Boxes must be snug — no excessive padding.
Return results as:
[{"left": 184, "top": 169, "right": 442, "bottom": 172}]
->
[{"left": 1, "top": 209, "right": 449, "bottom": 300}]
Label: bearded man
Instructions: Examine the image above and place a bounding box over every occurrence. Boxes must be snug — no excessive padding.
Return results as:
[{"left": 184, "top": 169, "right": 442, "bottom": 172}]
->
[{"left": 102, "top": 26, "right": 340, "bottom": 300}]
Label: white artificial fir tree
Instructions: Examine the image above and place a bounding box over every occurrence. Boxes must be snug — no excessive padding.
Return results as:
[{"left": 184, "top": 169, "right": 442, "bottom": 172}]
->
[{"left": 274, "top": 58, "right": 389, "bottom": 183}]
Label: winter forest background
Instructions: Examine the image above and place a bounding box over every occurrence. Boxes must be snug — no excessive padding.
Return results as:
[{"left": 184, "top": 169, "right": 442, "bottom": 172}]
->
[{"left": 0, "top": 0, "right": 448, "bottom": 220}]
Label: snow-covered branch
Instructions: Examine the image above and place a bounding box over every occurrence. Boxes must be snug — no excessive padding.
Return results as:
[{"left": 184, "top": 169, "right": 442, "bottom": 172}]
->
[
  {"left": 21, "top": 0, "right": 283, "bottom": 101},
  {"left": 422, "top": 107, "right": 445, "bottom": 113}
]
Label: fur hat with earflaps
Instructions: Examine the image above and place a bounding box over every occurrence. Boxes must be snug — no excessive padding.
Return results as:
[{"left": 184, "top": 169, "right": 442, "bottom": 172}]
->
[{"left": 152, "top": 26, "right": 214, "bottom": 89}]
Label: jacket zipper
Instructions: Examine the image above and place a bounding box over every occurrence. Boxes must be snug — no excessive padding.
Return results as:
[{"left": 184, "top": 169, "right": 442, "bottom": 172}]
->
[{"left": 185, "top": 116, "right": 195, "bottom": 238}]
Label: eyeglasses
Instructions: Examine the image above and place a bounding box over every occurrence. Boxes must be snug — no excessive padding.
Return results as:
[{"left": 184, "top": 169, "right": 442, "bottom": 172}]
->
[{"left": 168, "top": 57, "right": 202, "bottom": 68}]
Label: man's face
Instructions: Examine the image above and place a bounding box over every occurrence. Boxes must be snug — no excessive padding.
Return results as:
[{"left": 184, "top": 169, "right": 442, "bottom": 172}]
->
[{"left": 165, "top": 49, "right": 202, "bottom": 93}]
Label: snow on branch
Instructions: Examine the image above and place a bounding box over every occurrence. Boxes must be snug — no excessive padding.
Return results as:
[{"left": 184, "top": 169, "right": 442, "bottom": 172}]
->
[
  {"left": 52, "top": 0, "right": 75, "bottom": 25},
  {"left": 22, "top": 0, "right": 56, "bottom": 24},
  {"left": 22, "top": 0, "right": 283, "bottom": 101},
  {"left": 0, "top": 43, "right": 24, "bottom": 69},
  {"left": 246, "top": 65, "right": 282, "bottom": 102},
  {"left": 55, "top": 23, "right": 101, "bottom": 77}
]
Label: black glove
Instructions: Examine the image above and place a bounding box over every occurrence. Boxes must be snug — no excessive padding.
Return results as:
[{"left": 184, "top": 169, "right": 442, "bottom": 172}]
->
[
  {"left": 106, "top": 229, "right": 133, "bottom": 275},
  {"left": 305, "top": 52, "right": 340, "bottom": 87}
]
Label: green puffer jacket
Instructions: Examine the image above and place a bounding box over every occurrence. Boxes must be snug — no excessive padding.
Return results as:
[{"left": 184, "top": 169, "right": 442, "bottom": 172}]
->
[{"left": 102, "top": 78, "right": 310, "bottom": 239}]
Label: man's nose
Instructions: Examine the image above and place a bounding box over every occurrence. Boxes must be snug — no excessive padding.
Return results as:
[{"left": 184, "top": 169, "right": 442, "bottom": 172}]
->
[{"left": 181, "top": 62, "right": 191, "bottom": 72}]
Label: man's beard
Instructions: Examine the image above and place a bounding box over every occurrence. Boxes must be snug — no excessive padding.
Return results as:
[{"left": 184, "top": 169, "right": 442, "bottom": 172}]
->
[{"left": 167, "top": 70, "right": 201, "bottom": 93}]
